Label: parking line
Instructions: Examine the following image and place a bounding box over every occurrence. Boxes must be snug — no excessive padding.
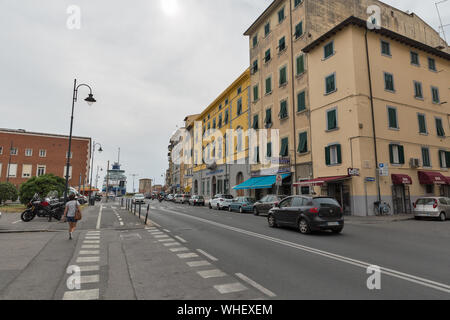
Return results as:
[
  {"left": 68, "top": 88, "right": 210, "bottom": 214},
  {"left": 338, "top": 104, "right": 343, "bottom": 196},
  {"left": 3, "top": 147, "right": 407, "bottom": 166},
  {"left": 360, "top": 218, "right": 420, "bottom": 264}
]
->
[
  {"left": 177, "top": 253, "right": 199, "bottom": 259},
  {"left": 214, "top": 283, "right": 247, "bottom": 294},
  {"left": 80, "top": 275, "right": 100, "bottom": 284},
  {"left": 163, "top": 242, "right": 181, "bottom": 247},
  {"left": 79, "top": 250, "right": 100, "bottom": 255},
  {"left": 12, "top": 220, "right": 22, "bottom": 224},
  {"left": 76, "top": 256, "right": 100, "bottom": 263},
  {"left": 170, "top": 247, "right": 189, "bottom": 252},
  {"left": 174, "top": 236, "right": 187, "bottom": 243},
  {"left": 187, "top": 261, "right": 212, "bottom": 267},
  {"left": 235, "top": 273, "right": 276, "bottom": 298},
  {"left": 63, "top": 289, "right": 99, "bottom": 300},
  {"left": 79, "top": 265, "right": 100, "bottom": 272},
  {"left": 197, "top": 249, "right": 218, "bottom": 262},
  {"left": 197, "top": 269, "right": 227, "bottom": 279},
  {"left": 158, "top": 239, "right": 175, "bottom": 242}
]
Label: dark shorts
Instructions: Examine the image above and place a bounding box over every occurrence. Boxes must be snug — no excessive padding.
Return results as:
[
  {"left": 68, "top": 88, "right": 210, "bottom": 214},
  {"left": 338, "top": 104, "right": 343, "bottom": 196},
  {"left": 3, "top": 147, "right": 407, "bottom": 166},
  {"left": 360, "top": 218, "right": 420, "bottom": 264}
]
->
[{"left": 67, "top": 217, "right": 77, "bottom": 223}]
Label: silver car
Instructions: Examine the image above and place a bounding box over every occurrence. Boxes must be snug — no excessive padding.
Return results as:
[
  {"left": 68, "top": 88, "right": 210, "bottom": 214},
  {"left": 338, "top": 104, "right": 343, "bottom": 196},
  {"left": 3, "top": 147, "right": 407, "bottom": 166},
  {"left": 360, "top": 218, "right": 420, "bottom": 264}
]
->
[{"left": 413, "top": 197, "right": 450, "bottom": 221}]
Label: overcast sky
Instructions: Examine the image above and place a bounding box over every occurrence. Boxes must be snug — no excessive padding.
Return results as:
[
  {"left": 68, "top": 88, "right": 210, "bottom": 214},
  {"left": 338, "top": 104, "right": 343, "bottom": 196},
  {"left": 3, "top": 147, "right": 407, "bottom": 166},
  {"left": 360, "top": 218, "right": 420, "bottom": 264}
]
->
[{"left": 1, "top": 0, "right": 448, "bottom": 191}]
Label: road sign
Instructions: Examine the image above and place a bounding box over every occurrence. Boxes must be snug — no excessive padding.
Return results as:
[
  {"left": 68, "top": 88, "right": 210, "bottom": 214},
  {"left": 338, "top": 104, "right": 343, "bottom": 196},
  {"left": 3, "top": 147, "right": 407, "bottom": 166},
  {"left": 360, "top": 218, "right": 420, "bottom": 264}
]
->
[
  {"left": 365, "top": 177, "right": 376, "bottom": 182},
  {"left": 276, "top": 174, "right": 283, "bottom": 186},
  {"left": 378, "top": 163, "right": 389, "bottom": 177}
]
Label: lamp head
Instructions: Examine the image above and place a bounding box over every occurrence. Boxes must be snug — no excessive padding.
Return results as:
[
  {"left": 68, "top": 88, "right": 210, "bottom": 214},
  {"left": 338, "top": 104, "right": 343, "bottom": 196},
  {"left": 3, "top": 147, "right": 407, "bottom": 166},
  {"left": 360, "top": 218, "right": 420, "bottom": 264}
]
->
[
  {"left": 98, "top": 146, "right": 103, "bottom": 153},
  {"left": 85, "top": 94, "right": 97, "bottom": 106}
]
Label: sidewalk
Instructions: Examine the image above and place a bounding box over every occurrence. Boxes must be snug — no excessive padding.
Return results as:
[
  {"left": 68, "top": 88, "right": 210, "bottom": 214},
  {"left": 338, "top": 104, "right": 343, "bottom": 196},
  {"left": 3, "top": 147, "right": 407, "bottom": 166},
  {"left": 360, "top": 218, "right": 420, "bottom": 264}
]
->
[{"left": 345, "top": 214, "right": 414, "bottom": 225}]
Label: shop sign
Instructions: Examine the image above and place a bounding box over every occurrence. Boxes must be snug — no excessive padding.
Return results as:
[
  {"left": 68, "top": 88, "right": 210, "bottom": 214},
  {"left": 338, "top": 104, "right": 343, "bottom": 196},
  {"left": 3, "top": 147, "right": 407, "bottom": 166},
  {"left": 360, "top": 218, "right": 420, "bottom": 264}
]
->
[{"left": 348, "top": 168, "right": 360, "bottom": 176}]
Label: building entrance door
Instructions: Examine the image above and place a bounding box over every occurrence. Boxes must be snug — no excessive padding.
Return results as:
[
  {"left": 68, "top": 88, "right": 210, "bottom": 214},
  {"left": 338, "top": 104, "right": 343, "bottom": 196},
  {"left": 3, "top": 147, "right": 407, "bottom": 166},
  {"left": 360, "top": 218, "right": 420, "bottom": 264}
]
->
[
  {"left": 212, "top": 177, "right": 217, "bottom": 196},
  {"left": 326, "top": 183, "right": 351, "bottom": 215},
  {"left": 392, "top": 185, "right": 411, "bottom": 214}
]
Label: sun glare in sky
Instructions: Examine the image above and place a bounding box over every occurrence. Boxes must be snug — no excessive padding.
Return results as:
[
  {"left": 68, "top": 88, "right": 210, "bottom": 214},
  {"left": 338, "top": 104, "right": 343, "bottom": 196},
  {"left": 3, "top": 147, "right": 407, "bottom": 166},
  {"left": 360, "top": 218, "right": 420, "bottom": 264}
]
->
[{"left": 161, "top": 0, "right": 180, "bottom": 17}]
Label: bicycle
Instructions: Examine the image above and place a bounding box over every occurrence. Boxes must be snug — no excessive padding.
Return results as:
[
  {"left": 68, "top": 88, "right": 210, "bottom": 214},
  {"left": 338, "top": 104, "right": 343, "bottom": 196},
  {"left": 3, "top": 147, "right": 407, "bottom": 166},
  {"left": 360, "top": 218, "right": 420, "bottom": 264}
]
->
[{"left": 374, "top": 201, "right": 392, "bottom": 216}]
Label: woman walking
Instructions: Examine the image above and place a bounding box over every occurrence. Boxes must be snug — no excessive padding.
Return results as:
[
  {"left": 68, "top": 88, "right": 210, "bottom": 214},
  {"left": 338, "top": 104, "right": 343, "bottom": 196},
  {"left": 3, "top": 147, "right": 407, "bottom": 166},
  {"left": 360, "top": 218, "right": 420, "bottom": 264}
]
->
[{"left": 63, "top": 194, "right": 82, "bottom": 240}]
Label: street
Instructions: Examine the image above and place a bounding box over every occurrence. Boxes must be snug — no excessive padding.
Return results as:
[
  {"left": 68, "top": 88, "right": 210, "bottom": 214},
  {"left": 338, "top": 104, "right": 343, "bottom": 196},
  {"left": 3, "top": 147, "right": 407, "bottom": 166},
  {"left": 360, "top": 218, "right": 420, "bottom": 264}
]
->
[{"left": 0, "top": 199, "right": 448, "bottom": 300}]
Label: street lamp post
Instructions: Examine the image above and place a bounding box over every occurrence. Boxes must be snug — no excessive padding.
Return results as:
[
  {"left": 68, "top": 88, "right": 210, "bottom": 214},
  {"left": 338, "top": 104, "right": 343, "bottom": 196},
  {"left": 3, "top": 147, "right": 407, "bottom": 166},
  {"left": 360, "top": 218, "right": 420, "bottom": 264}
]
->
[
  {"left": 65, "top": 79, "right": 97, "bottom": 203},
  {"left": 89, "top": 141, "right": 103, "bottom": 205}
]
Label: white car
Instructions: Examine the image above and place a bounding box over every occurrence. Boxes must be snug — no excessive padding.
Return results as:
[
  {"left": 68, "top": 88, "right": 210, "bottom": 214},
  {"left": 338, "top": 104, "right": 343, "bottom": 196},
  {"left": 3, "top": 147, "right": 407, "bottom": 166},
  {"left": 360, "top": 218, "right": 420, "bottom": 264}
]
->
[
  {"left": 132, "top": 194, "right": 146, "bottom": 204},
  {"left": 209, "top": 194, "right": 234, "bottom": 210}
]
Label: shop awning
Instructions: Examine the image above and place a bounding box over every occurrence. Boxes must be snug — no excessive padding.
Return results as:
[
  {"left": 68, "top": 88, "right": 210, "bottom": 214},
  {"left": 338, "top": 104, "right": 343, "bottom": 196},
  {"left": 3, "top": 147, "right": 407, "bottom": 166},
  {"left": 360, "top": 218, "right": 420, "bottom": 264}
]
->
[
  {"left": 233, "top": 174, "right": 291, "bottom": 190},
  {"left": 418, "top": 171, "right": 447, "bottom": 185},
  {"left": 445, "top": 177, "right": 450, "bottom": 185},
  {"left": 294, "top": 175, "right": 350, "bottom": 187},
  {"left": 391, "top": 174, "right": 412, "bottom": 185}
]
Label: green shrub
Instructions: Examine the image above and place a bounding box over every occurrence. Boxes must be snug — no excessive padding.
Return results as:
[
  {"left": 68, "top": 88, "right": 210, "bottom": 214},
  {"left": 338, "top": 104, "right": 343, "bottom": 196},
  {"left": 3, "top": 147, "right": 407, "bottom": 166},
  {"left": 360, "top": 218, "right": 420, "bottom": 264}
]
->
[
  {"left": 19, "top": 174, "right": 66, "bottom": 204},
  {"left": 0, "top": 182, "right": 18, "bottom": 205}
]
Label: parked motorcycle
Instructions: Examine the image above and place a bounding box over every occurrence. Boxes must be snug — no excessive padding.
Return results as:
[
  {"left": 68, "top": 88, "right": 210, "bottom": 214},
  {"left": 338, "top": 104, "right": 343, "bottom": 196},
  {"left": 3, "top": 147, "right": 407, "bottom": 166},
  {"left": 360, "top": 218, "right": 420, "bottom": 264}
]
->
[{"left": 21, "top": 192, "right": 65, "bottom": 222}]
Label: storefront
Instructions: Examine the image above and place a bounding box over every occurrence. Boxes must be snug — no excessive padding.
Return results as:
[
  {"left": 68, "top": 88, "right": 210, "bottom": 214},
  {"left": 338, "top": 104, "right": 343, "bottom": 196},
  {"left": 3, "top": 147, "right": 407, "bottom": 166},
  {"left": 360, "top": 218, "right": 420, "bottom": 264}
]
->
[
  {"left": 418, "top": 171, "right": 448, "bottom": 196},
  {"left": 233, "top": 173, "right": 292, "bottom": 199},
  {"left": 440, "top": 176, "right": 450, "bottom": 197},
  {"left": 391, "top": 174, "right": 412, "bottom": 214}
]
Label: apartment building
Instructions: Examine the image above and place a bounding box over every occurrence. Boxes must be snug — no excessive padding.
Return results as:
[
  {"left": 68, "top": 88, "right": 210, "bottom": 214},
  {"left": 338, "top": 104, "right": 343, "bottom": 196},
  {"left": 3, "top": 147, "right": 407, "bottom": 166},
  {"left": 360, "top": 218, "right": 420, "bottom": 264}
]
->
[
  {"left": 244, "top": 0, "right": 449, "bottom": 215},
  {"left": 192, "top": 69, "right": 251, "bottom": 198},
  {"left": 183, "top": 114, "right": 200, "bottom": 194},
  {"left": 169, "top": 128, "right": 185, "bottom": 194},
  {"left": 0, "top": 128, "right": 91, "bottom": 187}
]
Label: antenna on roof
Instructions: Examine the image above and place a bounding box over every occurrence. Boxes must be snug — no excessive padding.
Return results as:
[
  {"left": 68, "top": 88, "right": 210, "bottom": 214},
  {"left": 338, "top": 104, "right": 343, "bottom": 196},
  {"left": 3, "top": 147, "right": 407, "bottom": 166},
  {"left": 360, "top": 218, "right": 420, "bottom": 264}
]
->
[{"left": 435, "top": 0, "right": 449, "bottom": 45}]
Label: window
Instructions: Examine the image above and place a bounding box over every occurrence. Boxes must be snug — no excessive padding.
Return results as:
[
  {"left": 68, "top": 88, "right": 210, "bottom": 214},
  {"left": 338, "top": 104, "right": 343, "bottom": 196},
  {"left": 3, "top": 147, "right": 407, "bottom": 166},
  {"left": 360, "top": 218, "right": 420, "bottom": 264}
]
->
[
  {"left": 381, "top": 40, "right": 391, "bottom": 56},
  {"left": 324, "top": 41, "right": 334, "bottom": 59},
  {"left": 22, "top": 164, "right": 32, "bottom": 178},
  {"left": 252, "top": 34, "right": 258, "bottom": 48},
  {"left": 325, "top": 144, "right": 342, "bottom": 166},
  {"left": 224, "top": 110, "right": 229, "bottom": 124},
  {"left": 279, "top": 100, "right": 288, "bottom": 119},
  {"left": 431, "top": 87, "right": 440, "bottom": 104},
  {"left": 237, "top": 129, "right": 243, "bottom": 152},
  {"left": 39, "top": 149, "right": 47, "bottom": 157},
  {"left": 428, "top": 57, "right": 436, "bottom": 71},
  {"left": 384, "top": 72, "right": 395, "bottom": 92},
  {"left": 278, "top": 8, "right": 285, "bottom": 23},
  {"left": 25, "top": 149, "right": 33, "bottom": 157},
  {"left": 414, "top": 81, "right": 423, "bottom": 99},
  {"left": 326, "top": 109, "right": 338, "bottom": 131},
  {"left": 252, "top": 115, "right": 259, "bottom": 130},
  {"left": 265, "top": 76, "right": 272, "bottom": 94},
  {"left": 253, "top": 84, "right": 259, "bottom": 102},
  {"left": 237, "top": 98, "right": 242, "bottom": 115},
  {"left": 237, "top": 87, "right": 242, "bottom": 95},
  {"left": 219, "top": 104, "right": 222, "bottom": 110},
  {"left": 389, "top": 144, "right": 405, "bottom": 165},
  {"left": 264, "top": 22, "right": 270, "bottom": 37},
  {"left": 225, "top": 98, "right": 229, "bottom": 105},
  {"left": 294, "top": 0, "right": 303, "bottom": 7},
  {"left": 0, "top": 146, "right": 2, "bottom": 155},
  {"left": 278, "top": 36, "right": 286, "bottom": 52},
  {"left": 418, "top": 114, "right": 427, "bottom": 134},
  {"left": 387, "top": 107, "right": 398, "bottom": 129},
  {"left": 265, "top": 108, "right": 272, "bottom": 128},
  {"left": 296, "top": 55, "right": 305, "bottom": 76},
  {"left": 439, "top": 150, "right": 450, "bottom": 168},
  {"left": 280, "top": 138, "right": 289, "bottom": 157},
  {"left": 7, "top": 164, "right": 17, "bottom": 178},
  {"left": 264, "top": 49, "right": 271, "bottom": 63},
  {"left": 436, "top": 118, "right": 445, "bottom": 137},
  {"left": 410, "top": 51, "right": 419, "bottom": 65},
  {"left": 218, "top": 114, "right": 223, "bottom": 128},
  {"left": 325, "top": 73, "right": 336, "bottom": 94},
  {"left": 212, "top": 118, "right": 216, "bottom": 129},
  {"left": 267, "top": 142, "right": 272, "bottom": 158},
  {"left": 422, "top": 148, "right": 431, "bottom": 167},
  {"left": 10, "top": 147, "right": 18, "bottom": 156},
  {"left": 298, "top": 132, "right": 308, "bottom": 154},
  {"left": 279, "top": 66, "right": 287, "bottom": 86},
  {"left": 252, "top": 59, "right": 258, "bottom": 74},
  {"left": 295, "top": 21, "right": 303, "bottom": 39},
  {"left": 297, "top": 91, "right": 306, "bottom": 112}
]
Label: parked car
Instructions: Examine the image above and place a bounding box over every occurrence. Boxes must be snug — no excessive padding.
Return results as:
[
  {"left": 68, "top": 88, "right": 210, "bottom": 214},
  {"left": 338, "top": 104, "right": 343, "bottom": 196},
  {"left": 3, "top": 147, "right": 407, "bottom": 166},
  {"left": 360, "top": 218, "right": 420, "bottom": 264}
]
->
[
  {"left": 189, "top": 195, "right": 205, "bottom": 206},
  {"left": 174, "top": 194, "right": 184, "bottom": 203},
  {"left": 132, "top": 194, "right": 146, "bottom": 204},
  {"left": 268, "top": 196, "right": 344, "bottom": 234},
  {"left": 209, "top": 194, "right": 234, "bottom": 210},
  {"left": 253, "top": 195, "right": 286, "bottom": 216},
  {"left": 229, "top": 197, "right": 257, "bottom": 214},
  {"left": 413, "top": 197, "right": 450, "bottom": 221},
  {"left": 166, "top": 194, "right": 174, "bottom": 201},
  {"left": 94, "top": 194, "right": 102, "bottom": 202},
  {"left": 181, "top": 194, "right": 191, "bottom": 204}
]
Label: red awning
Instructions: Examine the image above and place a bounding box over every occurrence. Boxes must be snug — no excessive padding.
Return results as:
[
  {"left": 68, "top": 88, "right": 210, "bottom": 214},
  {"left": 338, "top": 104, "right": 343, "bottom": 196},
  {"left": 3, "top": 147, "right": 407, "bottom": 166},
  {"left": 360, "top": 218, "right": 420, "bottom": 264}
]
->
[
  {"left": 391, "top": 174, "right": 412, "bottom": 185},
  {"left": 418, "top": 171, "right": 447, "bottom": 185},
  {"left": 294, "top": 175, "right": 350, "bottom": 187},
  {"left": 446, "top": 177, "right": 450, "bottom": 185}
]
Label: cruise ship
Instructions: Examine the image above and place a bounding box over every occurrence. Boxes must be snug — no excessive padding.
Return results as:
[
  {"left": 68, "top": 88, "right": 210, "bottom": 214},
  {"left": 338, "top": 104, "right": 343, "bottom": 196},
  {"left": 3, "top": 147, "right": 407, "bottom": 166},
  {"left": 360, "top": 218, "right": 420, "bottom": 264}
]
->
[{"left": 102, "top": 162, "right": 127, "bottom": 196}]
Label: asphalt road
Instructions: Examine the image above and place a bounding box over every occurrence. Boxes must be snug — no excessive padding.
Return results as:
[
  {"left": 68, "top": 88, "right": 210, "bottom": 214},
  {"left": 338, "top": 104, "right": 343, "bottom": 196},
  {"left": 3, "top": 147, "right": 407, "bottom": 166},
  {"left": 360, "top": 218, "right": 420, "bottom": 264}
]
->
[{"left": 0, "top": 199, "right": 448, "bottom": 300}]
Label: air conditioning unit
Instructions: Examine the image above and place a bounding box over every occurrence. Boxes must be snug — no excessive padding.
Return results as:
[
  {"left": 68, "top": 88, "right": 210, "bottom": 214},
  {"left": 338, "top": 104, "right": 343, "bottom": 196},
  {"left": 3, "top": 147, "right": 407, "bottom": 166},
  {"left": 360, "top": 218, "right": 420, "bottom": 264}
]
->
[{"left": 410, "top": 158, "right": 421, "bottom": 168}]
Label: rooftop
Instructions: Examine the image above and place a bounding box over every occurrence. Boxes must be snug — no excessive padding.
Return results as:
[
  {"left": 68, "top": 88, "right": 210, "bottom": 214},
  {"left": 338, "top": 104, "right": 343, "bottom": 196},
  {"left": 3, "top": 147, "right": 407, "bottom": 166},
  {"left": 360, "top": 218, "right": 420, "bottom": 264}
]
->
[{"left": 0, "top": 128, "right": 91, "bottom": 141}]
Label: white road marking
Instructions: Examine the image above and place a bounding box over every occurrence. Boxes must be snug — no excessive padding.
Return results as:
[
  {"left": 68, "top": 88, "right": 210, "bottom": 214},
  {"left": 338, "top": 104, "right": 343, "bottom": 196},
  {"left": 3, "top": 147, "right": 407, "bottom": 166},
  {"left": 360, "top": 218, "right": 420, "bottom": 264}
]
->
[
  {"left": 197, "top": 249, "right": 218, "bottom": 262},
  {"left": 79, "top": 250, "right": 100, "bottom": 255},
  {"left": 80, "top": 275, "right": 100, "bottom": 284},
  {"left": 235, "top": 273, "right": 277, "bottom": 298},
  {"left": 63, "top": 289, "right": 99, "bottom": 300},
  {"left": 163, "top": 242, "right": 181, "bottom": 247},
  {"left": 79, "top": 265, "right": 100, "bottom": 272},
  {"left": 96, "top": 206, "right": 103, "bottom": 230},
  {"left": 214, "top": 283, "right": 248, "bottom": 294},
  {"left": 149, "top": 232, "right": 164, "bottom": 235},
  {"left": 158, "top": 239, "right": 175, "bottom": 242},
  {"left": 170, "top": 247, "right": 189, "bottom": 252},
  {"left": 154, "top": 235, "right": 169, "bottom": 239},
  {"left": 82, "top": 245, "right": 100, "bottom": 249},
  {"left": 83, "top": 241, "right": 100, "bottom": 244},
  {"left": 163, "top": 229, "right": 171, "bottom": 233},
  {"left": 119, "top": 222, "right": 124, "bottom": 226},
  {"left": 12, "top": 220, "right": 22, "bottom": 224},
  {"left": 177, "top": 253, "right": 199, "bottom": 259},
  {"left": 174, "top": 236, "right": 187, "bottom": 243},
  {"left": 187, "top": 260, "right": 212, "bottom": 267},
  {"left": 160, "top": 207, "right": 450, "bottom": 294},
  {"left": 76, "top": 257, "right": 100, "bottom": 263},
  {"left": 197, "top": 269, "right": 227, "bottom": 279}
]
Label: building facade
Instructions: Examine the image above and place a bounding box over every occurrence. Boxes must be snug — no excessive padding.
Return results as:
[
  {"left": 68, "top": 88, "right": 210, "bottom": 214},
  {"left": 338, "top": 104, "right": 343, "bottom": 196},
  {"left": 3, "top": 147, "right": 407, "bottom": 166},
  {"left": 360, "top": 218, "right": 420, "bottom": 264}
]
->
[
  {"left": 192, "top": 69, "right": 252, "bottom": 199},
  {"left": 0, "top": 128, "right": 91, "bottom": 188},
  {"left": 183, "top": 115, "right": 200, "bottom": 194},
  {"left": 139, "top": 178, "right": 152, "bottom": 196}
]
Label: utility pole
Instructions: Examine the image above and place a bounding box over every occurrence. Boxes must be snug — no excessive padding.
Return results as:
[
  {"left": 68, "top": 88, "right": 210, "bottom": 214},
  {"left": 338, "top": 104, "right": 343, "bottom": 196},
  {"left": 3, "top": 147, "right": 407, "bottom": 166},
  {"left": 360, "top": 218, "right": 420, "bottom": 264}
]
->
[
  {"left": 106, "top": 161, "right": 110, "bottom": 203},
  {"left": 436, "top": 0, "right": 449, "bottom": 45},
  {"left": 130, "top": 174, "right": 138, "bottom": 194}
]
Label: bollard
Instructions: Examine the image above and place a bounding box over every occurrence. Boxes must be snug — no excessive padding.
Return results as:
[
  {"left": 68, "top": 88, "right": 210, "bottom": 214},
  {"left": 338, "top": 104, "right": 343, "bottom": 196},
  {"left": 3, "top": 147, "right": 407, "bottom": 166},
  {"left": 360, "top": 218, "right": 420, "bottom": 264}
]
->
[
  {"left": 139, "top": 203, "right": 141, "bottom": 219},
  {"left": 134, "top": 202, "right": 137, "bottom": 215},
  {"left": 145, "top": 203, "right": 149, "bottom": 225}
]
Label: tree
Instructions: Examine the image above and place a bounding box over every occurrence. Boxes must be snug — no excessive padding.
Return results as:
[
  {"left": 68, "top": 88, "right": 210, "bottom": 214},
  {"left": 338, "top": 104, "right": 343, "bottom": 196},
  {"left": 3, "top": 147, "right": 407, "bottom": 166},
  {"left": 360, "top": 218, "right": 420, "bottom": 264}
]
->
[
  {"left": 19, "top": 174, "right": 66, "bottom": 204},
  {"left": 0, "top": 182, "right": 19, "bottom": 205}
]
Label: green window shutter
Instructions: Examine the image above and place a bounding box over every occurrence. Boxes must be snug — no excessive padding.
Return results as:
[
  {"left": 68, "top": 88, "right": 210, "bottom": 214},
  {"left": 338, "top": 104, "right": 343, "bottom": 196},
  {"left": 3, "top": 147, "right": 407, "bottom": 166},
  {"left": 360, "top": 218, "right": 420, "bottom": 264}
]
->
[
  {"left": 280, "top": 67, "right": 287, "bottom": 85},
  {"left": 280, "top": 138, "right": 288, "bottom": 157},
  {"left": 266, "top": 77, "right": 272, "bottom": 94},
  {"left": 325, "top": 147, "right": 331, "bottom": 166},
  {"left": 389, "top": 145, "right": 394, "bottom": 164},
  {"left": 388, "top": 108, "right": 397, "bottom": 128},
  {"left": 414, "top": 82, "right": 423, "bottom": 98},
  {"left": 327, "top": 109, "right": 337, "bottom": 130},
  {"left": 336, "top": 145, "right": 342, "bottom": 164},
  {"left": 436, "top": 119, "right": 445, "bottom": 137},
  {"left": 432, "top": 87, "right": 440, "bottom": 103},
  {"left": 253, "top": 115, "right": 259, "bottom": 129},
  {"left": 253, "top": 85, "right": 259, "bottom": 101},
  {"left": 422, "top": 148, "right": 430, "bottom": 167},
  {"left": 279, "top": 100, "right": 288, "bottom": 119},
  {"left": 418, "top": 115, "right": 426, "bottom": 133},
  {"left": 326, "top": 74, "right": 335, "bottom": 93},
  {"left": 295, "top": 22, "right": 303, "bottom": 38},
  {"left": 439, "top": 151, "right": 444, "bottom": 168},
  {"left": 398, "top": 145, "right": 405, "bottom": 164},
  {"left": 297, "top": 91, "right": 306, "bottom": 112},
  {"left": 385, "top": 73, "right": 394, "bottom": 91},
  {"left": 324, "top": 42, "right": 333, "bottom": 58},
  {"left": 265, "top": 109, "right": 272, "bottom": 125},
  {"left": 445, "top": 152, "right": 450, "bottom": 168},
  {"left": 224, "top": 110, "right": 229, "bottom": 124},
  {"left": 267, "top": 142, "right": 272, "bottom": 158},
  {"left": 298, "top": 132, "right": 307, "bottom": 154},
  {"left": 296, "top": 55, "right": 304, "bottom": 75}
]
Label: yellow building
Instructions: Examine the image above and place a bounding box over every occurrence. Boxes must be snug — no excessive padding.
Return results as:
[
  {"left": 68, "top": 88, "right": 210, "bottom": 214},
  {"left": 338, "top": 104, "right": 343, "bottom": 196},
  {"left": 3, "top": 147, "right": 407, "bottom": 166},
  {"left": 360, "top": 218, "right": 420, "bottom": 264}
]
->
[
  {"left": 297, "top": 17, "right": 450, "bottom": 216},
  {"left": 193, "top": 69, "right": 251, "bottom": 198}
]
